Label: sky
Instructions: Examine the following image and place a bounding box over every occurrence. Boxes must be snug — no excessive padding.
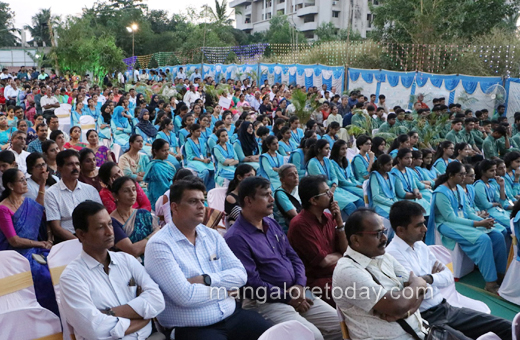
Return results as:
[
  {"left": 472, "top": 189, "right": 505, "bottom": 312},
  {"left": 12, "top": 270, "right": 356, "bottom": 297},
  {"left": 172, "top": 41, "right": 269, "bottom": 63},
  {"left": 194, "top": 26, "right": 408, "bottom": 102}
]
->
[{"left": 8, "top": 0, "right": 220, "bottom": 30}]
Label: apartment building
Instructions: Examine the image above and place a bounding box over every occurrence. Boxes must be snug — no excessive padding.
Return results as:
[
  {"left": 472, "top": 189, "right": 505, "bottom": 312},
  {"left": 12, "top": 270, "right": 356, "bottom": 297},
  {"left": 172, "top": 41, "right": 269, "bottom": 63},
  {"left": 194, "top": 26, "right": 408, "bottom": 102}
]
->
[{"left": 230, "top": 0, "right": 379, "bottom": 40}]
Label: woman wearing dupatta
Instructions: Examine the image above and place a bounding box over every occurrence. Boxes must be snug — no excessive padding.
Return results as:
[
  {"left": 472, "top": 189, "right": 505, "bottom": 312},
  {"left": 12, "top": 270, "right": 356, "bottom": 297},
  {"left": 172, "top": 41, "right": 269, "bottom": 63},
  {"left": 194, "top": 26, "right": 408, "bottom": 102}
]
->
[
  {"left": 71, "top": 100, "right": 86, "bottom": 127},
  {"left": 426, "top": 161, "right": 507, "bottom": 294},
  {"left": 390, "top": 149, "right": 431, "bottom": 217},
  {"left": 185, "top": 123, "right": 215, "bottom": 190},
  {"left": 330, "top": 140, "right": 364, "bottom": 201},
  {"left": 143, "top": 139, "right": 176, "bottom": 209},
  {"left": 258, "top": 135, "right": 285, "bottom": 190},
  {"left": 306, "top": 139, "right": 363, "bottom": 217},
  {"left": 118, "top": 135, "right": 150, "bottom": 192},
  {"left": 111, "top": 105, "right": 133, "bottom": 151},
  {"left": 98, "top": 102, "right": 113, "bottom": 147},
  {"left": 415, "top": 149, "right": 439, "bottom": 185},
  {"left": 289, "top": 116, "right": 304, "bottom": 146},
  {"left": 503, "top": 151, "right": 520, "bottom": 201},
  {"left": 84, "top": 97, "right": 101, "bottom": 122},
  {"left": 432, "top": 141, "right": 454, "bottom": 175},
  {"left": 110, "top": 176, "right": 160, "bottom": 259},
  {"left": 367, "top": 154, "right": 399, "bottom": 219},
  {"left": 214, "top": 129, "right": 239, "bottom": 186},
  {"left": 289, "top": 138, "right": 316, "bottom": 178},
  {"left": 277, "top": 126, "right": 298, "bottom": 156},
  {"left": 178, "top": 114, "right": 195, "bottom": 147},
  {"left": 351, "top": 135, "right": 375, "bottom": 182},
  {"left": 474, "top": 159, "right": 511, "bottom": 229},
  {"left": 0, "top": 169, "right": 58, "bottom": 315},
  {"left": 156, "top": 118, "right": 182, "bottom": 171},
  {"left": 234, "top": 121, "right": 260, "bottom": 170},
  {"left": 135, "top": 108, "right": 157, "bottom": 156}
]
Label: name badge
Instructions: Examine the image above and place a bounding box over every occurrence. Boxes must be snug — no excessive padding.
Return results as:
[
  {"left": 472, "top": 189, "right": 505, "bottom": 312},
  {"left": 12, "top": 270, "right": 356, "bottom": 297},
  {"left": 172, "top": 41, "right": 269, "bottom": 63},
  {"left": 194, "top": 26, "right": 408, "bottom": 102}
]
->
[{"left": 458, "top": 209, "right": 464, "bottom": 218}]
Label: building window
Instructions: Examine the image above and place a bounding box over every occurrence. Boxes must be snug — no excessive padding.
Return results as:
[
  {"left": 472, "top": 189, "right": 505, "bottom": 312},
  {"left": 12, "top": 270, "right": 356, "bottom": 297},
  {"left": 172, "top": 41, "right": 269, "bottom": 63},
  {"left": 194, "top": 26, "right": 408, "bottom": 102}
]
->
[
  {"left": 279, "top": 0, "right": 285, "bottom": 3},
  {"left": 332, "top": 0, "right": 339, "bottom": 5},
  {"left": 267, "top": 12, "right": 272, "bottom": 19},
  {"left": 304, "top": 31, "right": 314, "bottom": 39},
  {"left": 373, "top": 0, "right": 379, "bottom": 5},
  {"left": 332, "top": 11, "right": 340, "bottom": 18},
  {"left": 303, "top": 14, "right": 315, "bottom": 23}
]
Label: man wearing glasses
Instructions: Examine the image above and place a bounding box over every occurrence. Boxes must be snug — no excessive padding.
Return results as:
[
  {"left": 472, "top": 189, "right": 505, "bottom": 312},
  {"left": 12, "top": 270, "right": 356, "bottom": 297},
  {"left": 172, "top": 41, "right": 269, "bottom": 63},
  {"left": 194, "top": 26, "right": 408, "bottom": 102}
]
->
[
  {"left": 332, "top": 208, "right": 429, "bottom": 340},
  {"left": 288, "top": 175, "right": 347, "bottom": 307},
  {"left": 7, "top": 130, "right": 29, "bottom": 174}
]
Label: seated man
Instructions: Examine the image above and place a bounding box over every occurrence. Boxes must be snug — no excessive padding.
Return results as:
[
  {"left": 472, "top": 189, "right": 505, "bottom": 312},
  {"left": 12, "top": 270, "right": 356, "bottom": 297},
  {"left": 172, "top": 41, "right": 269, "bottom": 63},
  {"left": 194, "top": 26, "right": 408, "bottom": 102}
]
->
[
  {"left": 45, "top": 149, "right": 102, "bottom": 242},
  {"left": 386, "top": 201, "right": 512, "bottom": 340},
  {"left": 332, "top": 208, "right": 429, "bottom": 340},
  {"left": 60, "top": 201, "right": 165, "bottom": 339},
  {"left": 225, "top": 176, "right": 342, "bottom": 340},
  {"left": 288, "top": 175, "right": 347, "bottom": 307},
  {"left": 144, "top": 179, "right": 271, "bottom": 340},
  {"left": 0, "top": 150, "right": 18, "bottom": 195}
]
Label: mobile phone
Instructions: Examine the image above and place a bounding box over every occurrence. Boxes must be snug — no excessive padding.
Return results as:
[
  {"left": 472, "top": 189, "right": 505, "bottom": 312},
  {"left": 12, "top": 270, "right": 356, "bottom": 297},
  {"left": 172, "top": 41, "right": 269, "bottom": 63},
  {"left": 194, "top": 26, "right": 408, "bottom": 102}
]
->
[{"left": 305, "top": 290, "right": 315, "bottom": 301}]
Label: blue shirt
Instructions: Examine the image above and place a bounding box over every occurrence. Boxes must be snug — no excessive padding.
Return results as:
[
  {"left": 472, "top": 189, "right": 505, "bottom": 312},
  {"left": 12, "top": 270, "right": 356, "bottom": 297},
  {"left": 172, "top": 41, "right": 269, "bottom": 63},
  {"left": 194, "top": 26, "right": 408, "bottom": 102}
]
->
[
  {"left": 343, "top": 113, "right": 353, "bottom": 127},
  {"left": 224, "top": 214, "right": 307, "bottom": 303},
  {"left": 27, "top": 138, "right": 45, "bottom": 153}
]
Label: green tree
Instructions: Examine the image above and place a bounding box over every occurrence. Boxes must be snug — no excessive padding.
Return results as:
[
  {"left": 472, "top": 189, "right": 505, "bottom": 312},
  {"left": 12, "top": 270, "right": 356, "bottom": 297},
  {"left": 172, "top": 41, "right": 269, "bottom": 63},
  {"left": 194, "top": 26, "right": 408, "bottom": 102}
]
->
[
  {"left": 315, "top": 22, "right": 338, "bottom": 42},
  {"left": 265, "top": 15, "right": 305, "bottom": 44},
  {"left": 0, "top": 2, "right": 19, "bottom": 47},
  {"left": 202, "top": 0, "right": 235, "bottom": 26},
  {"left": 24, "top": 9, "right": 61, "bottom": 47}
]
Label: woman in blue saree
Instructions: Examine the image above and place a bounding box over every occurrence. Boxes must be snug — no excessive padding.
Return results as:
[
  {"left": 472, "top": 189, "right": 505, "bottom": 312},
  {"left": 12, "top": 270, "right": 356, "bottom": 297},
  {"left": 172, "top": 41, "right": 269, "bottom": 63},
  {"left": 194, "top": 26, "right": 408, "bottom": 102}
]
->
[
  {"left": 351, "top": 135, "right": 375, "bottom": 182},
  {"left": 185, "top": 123, "right": 215, "bottom": 190},
  {"left": 277, "top": 126, "right": 298, "bottom": 156},
  {"left": 0, "top": 169, "right": 58, "bottom": 315},
  {"left": 306, "top": 139, "right": 363, "bottom": 217},
  {"left": 214, "top": 128, "right": 239, "bottom": 186},
  {"left": 289, "top": 116, "right": 304, "bottom": 146},
  {"left": 199, "top": 114, "right": 212, "bottom": 144},
  {"left": 474, "top": 159, "right": 511, "bottom": 229},
  {"left": 143, "top": 139, "right": 177, "bottom": 207},
  {"left": 258, "top": 135, "right": 284, "bottom": 190},
  {"left": 174, "top": 104, "right": 189, "bottom": 136},
  {"left": 426, "top": 161, "right": 507, "bottom": 294},
  {"left": 388, "top": 134, "right": 411, "bottom": 159},
  {"left": 390, "top": 148, "right": 431, "bottom": 217},
  {"left": 433, "top": 141, "right": 454, "bottom": 175},
  {"left": 410, "top": 150, "right": 433, "bottom": 202},
  {"left": 111, "top": 105, "right": 133, "bottom": 151},
  {"left": 178, "top": 114, "right": 195, "bottom": 147},
  {"left": 504, "top": 151, "right": 520, "bottom": 202},
  {"left": 367, "top": 154, "right": 399, "bottom": 219},
  {"left": 234, "top": 121, "right": 260, "bottom": 170},
  {"left": 330, "top": 139, "right": 364, "bottom": 201},
  {"left": 289, "top": 138, "right": 317, "bottom": 178},
  {"left": 414, "top": 149, "right": 439, "bottom": 185},
  {"left": 207, "top": 121, "right": 225, "bottom": 155},
  {"left": 157, "top": 118, "right": 182, "bottom": 171},
  {"left": 110, "top": 176, "right": 160, "bottom": 258},
  {"left": 322, "top": 122, "right": 340, "bottom": 149},
  {"left": 210, "top": 104, "right": 222, "bottom": 130}
]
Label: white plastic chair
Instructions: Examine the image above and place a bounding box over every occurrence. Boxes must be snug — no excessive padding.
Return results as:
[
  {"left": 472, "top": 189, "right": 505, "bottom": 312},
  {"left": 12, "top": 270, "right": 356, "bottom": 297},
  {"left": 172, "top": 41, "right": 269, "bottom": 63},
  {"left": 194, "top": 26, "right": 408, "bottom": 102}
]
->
[
  {"left": 346, "top": 146, "right": 359, "bottom": 162},
  {"left": 498, "top": 220, "right": 520, "bottom": 305},
  {"left": 428, "top": 245, "right": 490, "bottom": 314},
  {"left": 258, "top": 320, "right": 314, "bottom": 340},
  {"left": 111, "top": 143, "right": 122, "bottom": 163},
  {"left": 0, "top": 307, "right": 62, "bottom": 340},
  {"left": 476, "top": 332, "right": 501, "bottom": 340},
  {"left": 79, "top": 115, "right": 96, "bottom": 142},
  {"left": 55, "top": 106, "right": 71, "bottom": 132},
  {"left": 47, "top": 239, "right": 82, "bottom": 340},
  {"left": 433, "top": 224, "right": 474, "bottom": 280},
  {"left": 512, "top": 312, "right": 519, "bottom": 340},
  {"left": 208, "top": 187, "right": 228, "bottom": 213}
]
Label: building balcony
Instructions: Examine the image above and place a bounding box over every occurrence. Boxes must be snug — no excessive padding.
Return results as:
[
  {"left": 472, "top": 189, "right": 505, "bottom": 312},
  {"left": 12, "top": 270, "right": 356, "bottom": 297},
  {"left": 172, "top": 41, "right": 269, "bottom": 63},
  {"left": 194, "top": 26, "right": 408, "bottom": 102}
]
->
[
  {"left": 300, "top": 21, "right": 318, "bottom": 31},
  {"left": 229, "top": 0, "right": 252, "bottom": 8},
  {"left": 237, "top": 22, "right": 253, "bottom": 31},
  {"left": 297, "top": 5, "right": 318, "bottom": 17}
]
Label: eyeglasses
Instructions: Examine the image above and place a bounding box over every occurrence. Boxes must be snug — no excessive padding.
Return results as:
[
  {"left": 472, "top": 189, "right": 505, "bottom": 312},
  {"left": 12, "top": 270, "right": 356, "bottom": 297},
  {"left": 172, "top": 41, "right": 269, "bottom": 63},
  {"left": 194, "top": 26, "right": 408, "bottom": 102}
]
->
[
  {"left": 356, "top": 227, "right": 387, "bottom": 239},
  {"left": 15, "top": 177, "right": 27, "bottom": 183},
  {"left": 313, "top": 190, "right": 332, "bottom": 199},
  {"left": 33, "top": 163, "right": 47, "bottom": 170},
  {"left": 457, "top": 172, "right": 467, "bottom": 177}
]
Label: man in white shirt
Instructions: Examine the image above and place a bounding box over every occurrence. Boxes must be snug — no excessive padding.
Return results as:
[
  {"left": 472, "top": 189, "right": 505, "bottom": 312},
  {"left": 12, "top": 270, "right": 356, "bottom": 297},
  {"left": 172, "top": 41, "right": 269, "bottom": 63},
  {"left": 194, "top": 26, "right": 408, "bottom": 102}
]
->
[
  {"left": 183, "top": 85, "right": 200, "bottom": 107},
  {"left": 129, "top": 88, "right": 137, "bottom": 107},
  {"left": 144, "top": 179, "right": 271, "bottom": 340},
  {"left": 133, "top": 68, "right": 140, "bottom": 82},
  {"left": 0, "top": 68, "right": 12, "bottom": 80},
  {"left": 40, "top": 89, "right": 60, "bottom": 118},
  {"left": 45, "top": 149, "right": 102, "bottom": 243},
  {"left": 190, "top": 68, "right": 201, "bottom": 82},
  {"left": 60, "top": 201, "right": 165, "bottom": 340},
  {"left": 7, "top": 131, "right": 29, "bottom": 174},
  {"left": 248, "top": 91, "right": 262, "bottom": 112},
  {"left": 332, "top": 208, "right": 429, "bottom": 340},
  {"left": 177, "top": 67, "right": 186, "bottom": 80},
  {"left": 5, "top": 80, "right": 20, "bottom": 105},
  {"left": 386, "top": 201, "right": 512, "bottom": 340}
]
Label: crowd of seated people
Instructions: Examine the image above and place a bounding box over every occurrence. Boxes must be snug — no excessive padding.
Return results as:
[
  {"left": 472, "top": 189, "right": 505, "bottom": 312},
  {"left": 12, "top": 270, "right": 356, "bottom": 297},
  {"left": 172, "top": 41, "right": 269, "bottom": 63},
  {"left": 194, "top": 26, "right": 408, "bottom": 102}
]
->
[{"left": 0, "top": 68, "right": 519, "bottom": 339}]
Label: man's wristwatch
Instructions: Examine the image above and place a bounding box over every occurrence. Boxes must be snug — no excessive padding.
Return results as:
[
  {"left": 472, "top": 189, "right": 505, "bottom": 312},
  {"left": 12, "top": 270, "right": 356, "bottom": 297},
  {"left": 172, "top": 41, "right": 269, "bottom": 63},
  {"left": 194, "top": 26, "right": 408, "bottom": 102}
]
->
[
  {"left": 202, "top": 274, "right": 212, "bottom": 286},
  {"left": 104, "top": 307, "right": 115, "bottom": 316}
]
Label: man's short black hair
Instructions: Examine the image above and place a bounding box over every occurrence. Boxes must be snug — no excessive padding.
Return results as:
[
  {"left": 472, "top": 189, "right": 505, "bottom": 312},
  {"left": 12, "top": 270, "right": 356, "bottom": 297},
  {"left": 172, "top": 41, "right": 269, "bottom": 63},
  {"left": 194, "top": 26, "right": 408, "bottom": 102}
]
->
[
  {"left": 56, "top": 149, "right": 79, "bottom": 167},
  {"left": 46, "top": 115, "right": 58, "bottom": 125},
  {"left": 0, "top": 150, "right": 15, "bottom": 164},
  {"left": 299, "top": 175, "right": 327, "bottom": 209},
  {"left": 169, "top": 179, "right": 206, "bottom": 204},
  {"left": 494, "top": 125, "right": 507, "bottom": 136},
  {"left": 389, "top": 201, "right": 425, "bottom": 232},
  {"left": 345, "top": 208, "right": 378, "bottom": 243},
  {"left": 238, "top": 176, "right": 271, "bottom": 207},
  {"left": 72, "top": 201, "right": 107, "bottom": 232},
  {"left": 49, "top": 129, "right": 64, "bottom": 141}
]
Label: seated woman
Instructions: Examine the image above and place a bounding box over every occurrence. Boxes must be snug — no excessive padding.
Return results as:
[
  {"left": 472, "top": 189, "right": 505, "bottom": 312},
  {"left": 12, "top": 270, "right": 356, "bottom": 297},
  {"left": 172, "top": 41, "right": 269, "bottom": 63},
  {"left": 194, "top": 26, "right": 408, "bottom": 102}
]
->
[
  {"left": 63, "top": 126, "right": 87, "bottom": 151},
  {"left": 143, "top": 139, "right": 177, "bottom": 208},
  {"left": 274, "top": 164, "right": 302, "bottom": 233},
  {"left": 49, "top": 130, "right": 66, "bottom": 152},
  {"left": 412, "top": 150, "right": 435, "bottom": 187},
  {"left": 185, "top": 123, "right": 215, "bottom": 190},
  {"left": 289, "top": 137, "right": 317, "bottom": 178},
  {"left": 388, "top": 134, "right": 411, "bottom": 158},
  {"left": 504, "top": 151, "right": 520, "bottom": 202},
  {"left": 98, "top": 102, "right": 113, "bottom": 147},
  {"left": 118, "top": 134, "right": 150, "bottom": 190},
  {"left": 210, "top": 104, "right": 222, "bottom": 130},
  {"left": 367, "top": 154, "right": 399, "bottom": 219},
  {"left": 99, "top": 161, "right": 151, "bottom": 214},
  {"left": 155, "top": 169, "right": 196, "bottom": 226},
  {"left": 225, "top": 164, "right": 256, "bottom": 226},
  {"left": 271, "top": 118, "right": 285, "bottom": 137},
  {"left": 277, "top": 126, "right": 298, "bottom": 156},
  {"left": 461, "top": 163, "right": 489, "bottom": 218},
  {"left": 351, "top": 134, "right": 375, "bottom": 182},
  {"left": 85, "top": 129, "right": 112, "bottom": 167},
  {"left": 426, "top": 161, "right": 507, "bottom": 294},
  {"left": 42, "top": 140, "right": 60, "bottom": 179},
  {"left": 222, "top": 111, "right": 236, "bottom": 136},
  {"left": 307, "top": 139, "right": 363, "bottom": 217},
  {"left": 174, "top": 104, "right": 189, "bottom": 136},
  {"left": 322, "top": 121, "right": 340, "bottom": 149},
  {"left": 24, "top": 152, "right": 58, "bottom": 202},
  {"left": 207, "top": 120, "right": 225, "bottom": 154},
  {"left": 407, "top": 130, "right": 420, "bottom": 151},
  {"left": 258, "top": 135, "right": 284, "bottom": 190},
  {"left": 433, "top": 141, "right": 454, "bottom": 174},
  {"left": 214, "top": 128, "right": 239, "bottom": 186},
  {"left": 0, "top": 168, "right": 57, "bottom": 314},
  {"left": 111, "top": 105, "right": 133, "bottom": 151},
  {"left": 110, "top": 176, "right": 160, "bottom": 258},
  {"left": 234, "top": 121, "right": 260, "bottom": 170},
  {"left": 496, "top": 158, "right": 517, "bottom": 210},
  {"left": 78, "top": 148, "right": 102, "bottom": 191},
  {"left": 134, "top": 108, "right": 157, "bottom": 156},
  {"left": 71, "top": 100, "right": 86, "bottom": 127},
  {"left": 453, "top": 142, "right": 472, "bottom": 164},
  {"left": 156, "top": 118, "right": 182, "bottom": 171},
  {"left": 178, "top": 114, "right": 195, "bottom": 147},
  {"left": 371, "top": 136, "right": 387, "bottom": 158},
  {"left": 390, "top": 148, "right": 431, "bottom": 217},
  {"left": 330, "top": 139, "right": 364, "bottom": 201},
  {"left": 474, "top": 159, "right": 512, "bottom": 229},
  {"left": 289, "top": 116, "right": 304, "bottom": 146},
  {"left": 199, "top": 114, "right": 212, "bottom": 143},
  {"left": 84, "top": 97, "right": 101, "bottom": 121},
  {"left": 420, "top": 148, "right": 440, "bottom": 181}
]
